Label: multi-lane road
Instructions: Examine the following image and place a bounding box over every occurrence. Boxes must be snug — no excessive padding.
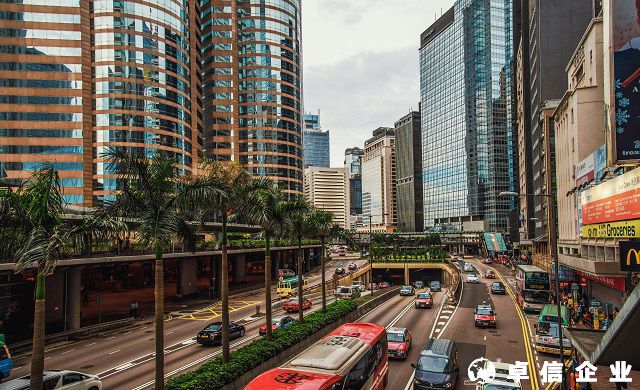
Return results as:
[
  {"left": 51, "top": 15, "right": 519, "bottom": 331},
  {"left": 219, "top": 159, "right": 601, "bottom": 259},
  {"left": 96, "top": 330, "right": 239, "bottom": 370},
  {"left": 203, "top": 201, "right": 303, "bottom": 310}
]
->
[
  {"left": 7, "top": 256, "right": 368, "bottom": 389},
  {"left": 10, "top": 256, "right": 566, "bottom": 389}
]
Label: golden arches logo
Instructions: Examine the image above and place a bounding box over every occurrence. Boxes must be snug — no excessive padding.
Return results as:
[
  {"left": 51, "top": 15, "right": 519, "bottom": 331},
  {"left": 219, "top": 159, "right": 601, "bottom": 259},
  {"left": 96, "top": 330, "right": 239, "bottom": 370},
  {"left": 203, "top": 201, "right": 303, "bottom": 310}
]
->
[{"left": 626, "top": 248, "right": 640, "bottom": 266}]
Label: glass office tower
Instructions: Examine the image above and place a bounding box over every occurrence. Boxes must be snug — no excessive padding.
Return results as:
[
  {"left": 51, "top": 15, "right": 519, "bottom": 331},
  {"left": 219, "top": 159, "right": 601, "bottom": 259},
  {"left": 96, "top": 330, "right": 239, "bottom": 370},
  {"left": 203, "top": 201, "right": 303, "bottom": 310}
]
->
[
  {"left": 201, "top": 0, "right": 304, "bottom": 197},
  {"left": 419, "top": 0, "right": 515, "bottom": 231}
]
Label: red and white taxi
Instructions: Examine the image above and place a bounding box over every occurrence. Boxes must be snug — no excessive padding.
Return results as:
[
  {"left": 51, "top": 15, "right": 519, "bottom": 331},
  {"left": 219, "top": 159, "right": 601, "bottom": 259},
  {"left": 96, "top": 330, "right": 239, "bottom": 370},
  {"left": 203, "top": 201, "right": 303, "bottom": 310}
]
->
[
  {"left": 386, "top": 327, "right": 412, "bottom": 359},
  {"left": 414, "top": 292, "right": 433, "bottom": 309},
  {"left": 282, "top": 297, "right": 312, "bottom": 313},
  {"left": 474, "top": 304, "right": 497, "bottom": 328}
]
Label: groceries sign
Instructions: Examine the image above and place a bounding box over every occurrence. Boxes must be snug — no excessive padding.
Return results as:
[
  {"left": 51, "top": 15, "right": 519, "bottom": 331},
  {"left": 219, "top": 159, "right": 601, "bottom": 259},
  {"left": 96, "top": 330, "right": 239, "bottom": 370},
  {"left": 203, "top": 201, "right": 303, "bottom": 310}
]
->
[{"left": 581, "top": 167, "right": 640, "bottom": 225}]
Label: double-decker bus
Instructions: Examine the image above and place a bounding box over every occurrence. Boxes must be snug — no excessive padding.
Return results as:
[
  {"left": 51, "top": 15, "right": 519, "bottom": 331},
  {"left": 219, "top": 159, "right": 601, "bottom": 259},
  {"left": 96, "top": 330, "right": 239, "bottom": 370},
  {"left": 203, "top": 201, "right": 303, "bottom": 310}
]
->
[
  {"left": 277, "top": 276, "right": 308, "bottom": 298},
  {"left": 515, "top": 265, "right": 551, "bottom": 313},
  {"left": 245, "top": 322, "right": 388, "bottom": 389}
]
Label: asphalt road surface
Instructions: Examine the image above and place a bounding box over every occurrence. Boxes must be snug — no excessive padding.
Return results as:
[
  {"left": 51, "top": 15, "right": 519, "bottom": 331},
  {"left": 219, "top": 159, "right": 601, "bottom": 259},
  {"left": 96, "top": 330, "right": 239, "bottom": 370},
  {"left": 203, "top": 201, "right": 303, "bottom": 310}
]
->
[{"left": 8, "top": 255, "right": 367, "bottom": 389}]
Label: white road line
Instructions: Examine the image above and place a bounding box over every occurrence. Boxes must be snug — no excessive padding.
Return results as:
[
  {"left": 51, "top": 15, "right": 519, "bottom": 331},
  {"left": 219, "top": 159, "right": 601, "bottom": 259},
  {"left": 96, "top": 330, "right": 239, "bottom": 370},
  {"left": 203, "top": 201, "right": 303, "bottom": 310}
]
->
[
  {"left": 441, "top": 310, "right": 453, "bottom": 314},
  {"left": 435, "top": 276, "right": 464, "bottom": 338},
  {"left": 85, "top": 342, "right": 96, "bottom": 347},
  {"left": 434, "top": 328, "right": 441, "bottom": 333},
  {"left": 105, "top": 336, "right": 116, "bottom": 341},
  {"left": 437, "top": 321, "right": 446, "bottom": 326},
  {"left": 166, "top": 331, "right": 174, "bottom": 335},
  {"left": 45, "top": 357, "right": 51, "bottom": 360},
  {"left": 386, "top": 300, "right": 415, "bottom": 329},
  {"left": 109, "top": 350, "right": 121, "bottom": 355},
  {"left": 484, "top": 336, "right": 487, "bottom": 341},
  {"left": 122, "top": 331, "right": 131, "bottom": 336},
  {"left": 439, "top": 315, "right": 450, "bottom": 319},
  {"left": 61, "top": 349, "right": 75, "bottom": 355}
]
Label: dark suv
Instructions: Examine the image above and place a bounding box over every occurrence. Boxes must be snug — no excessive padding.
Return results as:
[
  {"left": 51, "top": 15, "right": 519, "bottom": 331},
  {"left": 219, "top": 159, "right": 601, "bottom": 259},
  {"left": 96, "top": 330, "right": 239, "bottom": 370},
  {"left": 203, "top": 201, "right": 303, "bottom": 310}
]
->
[
  {"left": 411, "top": 338, "right": 459, "bottom": 389},
  {"left": 429, "top": 280, "right": 441, "bottom": 292}
]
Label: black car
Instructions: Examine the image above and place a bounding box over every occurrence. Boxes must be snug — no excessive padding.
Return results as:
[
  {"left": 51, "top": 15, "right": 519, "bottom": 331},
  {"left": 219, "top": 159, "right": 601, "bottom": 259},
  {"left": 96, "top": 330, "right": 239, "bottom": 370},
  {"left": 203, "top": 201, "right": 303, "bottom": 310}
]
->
[
  {"left": 491, "top": 281, "right": 506, "bottom": 295},
  {"left": 429, "top": 281, "right": 441, "bottom": 292},
  {"left": 197, "top": 321, "right": 246, "bottom": 345},
  {"left": 412, "top": 338, "right": 459, "bottom": 390}
]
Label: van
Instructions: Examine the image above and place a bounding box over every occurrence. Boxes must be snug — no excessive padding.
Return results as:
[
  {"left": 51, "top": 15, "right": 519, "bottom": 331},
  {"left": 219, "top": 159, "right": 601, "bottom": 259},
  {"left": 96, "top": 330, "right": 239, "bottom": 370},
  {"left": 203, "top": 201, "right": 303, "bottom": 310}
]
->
[
  {"left": 534, "top": 304, "right": 572, "bottom": 355},
  {"left": 411, "top": 338, "right": 459, "bottom": 390},
  {"left": 335, "top": 286, "right": 361, "bottom": 300},
  {"left": 352, "top": 281, "right": 365, "bottom": 292}
]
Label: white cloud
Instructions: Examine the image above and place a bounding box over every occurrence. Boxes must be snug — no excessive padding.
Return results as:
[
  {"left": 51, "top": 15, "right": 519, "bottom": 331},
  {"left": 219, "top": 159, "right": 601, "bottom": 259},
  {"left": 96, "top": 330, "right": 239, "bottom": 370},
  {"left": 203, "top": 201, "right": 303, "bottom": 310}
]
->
[{"left": 302, "top": 0, "right": 455, "bottom": 166}]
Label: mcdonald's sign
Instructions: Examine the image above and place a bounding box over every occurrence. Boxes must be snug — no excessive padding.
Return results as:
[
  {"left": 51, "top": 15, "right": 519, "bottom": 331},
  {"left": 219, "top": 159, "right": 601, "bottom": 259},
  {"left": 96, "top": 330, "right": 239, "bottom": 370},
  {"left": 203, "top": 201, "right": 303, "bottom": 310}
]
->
[{"left": 619, "top": 241, "right": 640, "bottom": 271}]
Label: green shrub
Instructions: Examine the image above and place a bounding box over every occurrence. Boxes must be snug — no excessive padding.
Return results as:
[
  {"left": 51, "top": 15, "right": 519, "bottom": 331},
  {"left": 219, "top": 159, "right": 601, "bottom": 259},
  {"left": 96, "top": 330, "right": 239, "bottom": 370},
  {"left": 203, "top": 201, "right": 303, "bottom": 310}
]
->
[{"left": 165, "top": 299, "right": 358, "bottom": 390}]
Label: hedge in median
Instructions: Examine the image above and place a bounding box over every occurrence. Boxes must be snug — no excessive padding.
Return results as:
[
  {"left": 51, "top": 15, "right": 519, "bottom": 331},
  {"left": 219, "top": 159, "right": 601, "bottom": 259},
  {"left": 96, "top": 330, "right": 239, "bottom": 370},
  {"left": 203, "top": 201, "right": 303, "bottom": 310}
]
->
[{"left": 165, "top": 299, "right": 358, "bottom": 390}]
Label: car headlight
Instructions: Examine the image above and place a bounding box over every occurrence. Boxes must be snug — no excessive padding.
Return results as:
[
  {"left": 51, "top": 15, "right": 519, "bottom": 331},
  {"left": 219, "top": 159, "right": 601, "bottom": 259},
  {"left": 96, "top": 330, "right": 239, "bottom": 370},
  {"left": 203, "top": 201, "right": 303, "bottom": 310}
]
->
[
  {"left": 445, "top": 383, "right": 453, "bottom": 389},
  {"left": 414, "top": 378, "right": 421, "bottom": 385}
]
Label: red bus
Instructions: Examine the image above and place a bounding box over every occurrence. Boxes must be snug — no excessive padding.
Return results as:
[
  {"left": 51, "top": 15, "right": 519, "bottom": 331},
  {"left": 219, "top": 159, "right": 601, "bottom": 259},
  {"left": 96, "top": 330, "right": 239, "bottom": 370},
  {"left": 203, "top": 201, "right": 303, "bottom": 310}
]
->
[{"left": 245, "top": 322, "right": 388, "bottom": 390}]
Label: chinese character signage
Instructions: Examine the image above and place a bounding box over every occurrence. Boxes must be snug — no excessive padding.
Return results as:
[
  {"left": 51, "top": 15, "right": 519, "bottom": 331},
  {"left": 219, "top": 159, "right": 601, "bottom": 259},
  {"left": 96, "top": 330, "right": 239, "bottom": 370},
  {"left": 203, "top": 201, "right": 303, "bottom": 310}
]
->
[
  {"left": 620, "top": 240, "right": 640, "bottom": 271},
  {"left": 611, "top": 0, "right": 640, "bottom": 162},
  {"left": 581, "top": 167, "right": 640, "bottom": 224}
]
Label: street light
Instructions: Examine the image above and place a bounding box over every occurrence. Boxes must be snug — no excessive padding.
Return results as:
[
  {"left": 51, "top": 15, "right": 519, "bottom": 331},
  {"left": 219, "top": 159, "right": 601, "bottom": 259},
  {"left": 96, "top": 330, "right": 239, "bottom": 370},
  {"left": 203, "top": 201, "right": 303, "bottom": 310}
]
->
[
  {"left": 368, "top": 212, "right": 389, "bottom": 298},
  {"left": 499, "top": 190, "right": 566, "bottom": 388}
]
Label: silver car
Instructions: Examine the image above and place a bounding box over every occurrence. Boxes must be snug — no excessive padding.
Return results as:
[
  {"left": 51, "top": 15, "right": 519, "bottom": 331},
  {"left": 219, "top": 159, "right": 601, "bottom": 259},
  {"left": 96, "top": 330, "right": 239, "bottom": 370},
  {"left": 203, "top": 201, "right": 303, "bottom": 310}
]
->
[
  {"left": 1, "top": 370, "right": 102, "bottom": 390},
  {"left": 335, "top": 286, "right": 361, "bottom": 299},
  {"left": 467, "top": 274, "right": 479, "bottom": 283}
]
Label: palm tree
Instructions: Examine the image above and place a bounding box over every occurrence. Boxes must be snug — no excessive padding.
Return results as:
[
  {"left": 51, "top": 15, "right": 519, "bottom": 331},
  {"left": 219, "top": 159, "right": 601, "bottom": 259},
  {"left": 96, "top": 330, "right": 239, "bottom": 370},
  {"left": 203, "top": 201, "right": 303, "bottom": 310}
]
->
[
  {"left": 241, "top": 180, "right": 288, "bottom": 340},
  {"left": 306, "top": 209, "right": 334, "bottom": 312},
  {"left": 6, "top": 167, "right": 66, "bottom": 390},
  {"left": 104, "top": 148, "right": 199, "bottom": 390},
  {"left": 284, "top": 199, "right": 310, "bottom": 323},
  {"left": 190, "top": 160, "right": 250, "bottom": 363}
]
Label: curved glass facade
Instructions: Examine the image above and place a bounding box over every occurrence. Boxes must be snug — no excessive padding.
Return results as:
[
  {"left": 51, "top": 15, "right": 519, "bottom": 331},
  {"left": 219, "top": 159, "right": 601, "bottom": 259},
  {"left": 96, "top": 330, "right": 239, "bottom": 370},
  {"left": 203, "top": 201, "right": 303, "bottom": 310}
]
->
[
  {"left": 420, "top": 0, "right": 515, "bottom": 231},
  {"left": 91, "top": 0, "right": 197, "bottom": 203},
  {"left": 201, "top": 0, "right": 303, "bottom": 196}
]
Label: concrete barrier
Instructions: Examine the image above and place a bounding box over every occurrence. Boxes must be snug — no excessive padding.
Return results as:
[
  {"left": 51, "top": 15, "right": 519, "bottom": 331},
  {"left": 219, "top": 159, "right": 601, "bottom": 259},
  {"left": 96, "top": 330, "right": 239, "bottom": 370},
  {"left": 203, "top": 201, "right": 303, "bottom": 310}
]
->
[{"left": 223, "top": 287, "right": 401, "bottom": 390}]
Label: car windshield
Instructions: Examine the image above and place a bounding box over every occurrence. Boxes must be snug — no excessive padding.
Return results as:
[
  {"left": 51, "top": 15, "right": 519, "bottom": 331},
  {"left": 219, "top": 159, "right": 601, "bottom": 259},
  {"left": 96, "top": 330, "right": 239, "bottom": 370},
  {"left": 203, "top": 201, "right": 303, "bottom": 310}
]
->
[
  {"left": 431, "top": 281, "right": 440, "bottom": 285},
  {"left": 338, "top": 287, "right": 352, "bottom": 293},
  {"left": 524, "top": 290, "right": 550, "bottom": 303},
  {"left": 387, "top": 332, "right": 406, "bottom": 342},
  {"left": 417, "top": 293, "right": 431, "bottom": 299},
  {"left": 417, "top": 355, "right": 449, "bottom": 373},
  {"left": 537, "top": 321, "right": 559, "bottom": 337},
  {"left": 203, "top": 324, "right": 221, "bottom": 332},
  {"left": 476, "top": 308, "right": 494, "bottom": 315},
  {"left": 486, "top": 271, "right": 494, "bottom": 275},
  {"left": 401, "top": 286, "right": 412, "bottom": 290},
  {"left": 483, "top": 385, "right": 521, "bottom": 390},
  {"left": 493, "top": 283, "right": 504, "bottom": 288}
]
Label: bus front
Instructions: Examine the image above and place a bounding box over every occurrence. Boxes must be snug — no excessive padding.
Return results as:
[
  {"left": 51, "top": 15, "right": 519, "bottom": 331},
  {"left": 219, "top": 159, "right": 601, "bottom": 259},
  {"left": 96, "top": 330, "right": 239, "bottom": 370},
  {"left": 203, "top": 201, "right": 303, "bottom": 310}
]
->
[{"left": 522, "top": 271, "right": 551, "bottom": 313}]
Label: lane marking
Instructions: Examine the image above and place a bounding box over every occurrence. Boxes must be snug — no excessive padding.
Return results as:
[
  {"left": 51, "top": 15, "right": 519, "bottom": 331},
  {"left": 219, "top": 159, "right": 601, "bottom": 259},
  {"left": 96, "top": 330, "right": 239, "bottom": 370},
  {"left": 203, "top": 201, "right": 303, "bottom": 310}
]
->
[
  {"left": 85, "top": 342, "right": 96, "bottom": 347},
  {"left": 109, "top": 350, "right": 121, "bottom": 355},
  {"left": 437, "top": 321, "right": 446, "bottom": 326},
  {"left": 386, "top": 300, "right": 415, "bottom": 329},
  {"left": 105, "top": 336, "right": 116, "bottom": 341},
  {"left": 61, "top": 349, "right": 75, "bottom": 355}
]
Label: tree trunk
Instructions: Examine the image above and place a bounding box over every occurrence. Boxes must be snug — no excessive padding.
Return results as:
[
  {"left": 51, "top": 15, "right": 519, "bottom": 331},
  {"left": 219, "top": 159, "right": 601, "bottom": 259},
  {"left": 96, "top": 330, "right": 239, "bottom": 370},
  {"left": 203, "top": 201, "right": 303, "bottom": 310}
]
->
[
  {"left": 29, "top": 274, "right": 46, "bottom": 390},
  {"left": 297, "top": 239, "right": 304, "bottom": 323},
  {"left": 221, "top": 214, "right": 230, "bottom": 363},
  {"left": 321, "top": 237, "right": 326, "bottom": 313},
  {"left": 154, "top": 248, "right": 165, "bottom": 390},
  {"left": 264, "top": 236, "right": 272, "bottom": 340}
]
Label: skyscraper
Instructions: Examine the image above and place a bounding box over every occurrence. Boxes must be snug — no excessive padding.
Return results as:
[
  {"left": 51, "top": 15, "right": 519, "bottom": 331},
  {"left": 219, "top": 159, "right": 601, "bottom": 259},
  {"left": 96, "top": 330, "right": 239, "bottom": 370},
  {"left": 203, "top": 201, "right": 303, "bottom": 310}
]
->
[
  {"left": 419, "top": 0, "right": 515, "bottom": 232},
  {"left": 394, "top": 111, "right": 423, "bottom": 232},
  {"left": 344, "top": 147, "right": 364, "bottom": 229},
  {"left": 362, "top": 128, "right": 396, "bottom": 232},
  {"left": 0, "top": 0, "right": 201, "bottom": 206},
  {"left": 303, "top": 167, "right": 349, "bottom": 229},
  {"left": 302, "top": 111, "right": 330, "bottom": 168},
  {"left": 200, "top": 1, "right": 304, "bottom": 197}
]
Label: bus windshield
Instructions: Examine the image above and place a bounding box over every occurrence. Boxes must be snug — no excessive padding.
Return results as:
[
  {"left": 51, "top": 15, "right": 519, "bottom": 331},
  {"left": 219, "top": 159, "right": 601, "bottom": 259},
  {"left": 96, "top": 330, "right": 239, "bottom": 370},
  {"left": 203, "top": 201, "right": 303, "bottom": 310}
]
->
[
  {"left": 524, "top": 290, "right": 549, "bottom": 303},
  {"left": 537, "top": 322, "right": 560, "bottom": 338}
]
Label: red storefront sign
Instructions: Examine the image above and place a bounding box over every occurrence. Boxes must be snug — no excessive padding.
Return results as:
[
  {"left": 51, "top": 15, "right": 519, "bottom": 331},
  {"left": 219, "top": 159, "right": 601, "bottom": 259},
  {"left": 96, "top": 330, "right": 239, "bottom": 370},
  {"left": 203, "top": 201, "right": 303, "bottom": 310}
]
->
[
  {"left": 575, "top": 270, "right": 626, "bottom": 293},
  {"left": 581, "top": 167, "right": 640, "bottom": 225}
]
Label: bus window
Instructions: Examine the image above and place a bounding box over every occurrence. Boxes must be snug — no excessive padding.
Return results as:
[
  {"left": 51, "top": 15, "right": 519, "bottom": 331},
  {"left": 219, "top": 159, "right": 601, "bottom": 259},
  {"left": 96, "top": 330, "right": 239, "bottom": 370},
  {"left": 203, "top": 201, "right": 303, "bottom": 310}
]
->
[{"left": 344, "top": 353, "right": 368, "bottom": 389}]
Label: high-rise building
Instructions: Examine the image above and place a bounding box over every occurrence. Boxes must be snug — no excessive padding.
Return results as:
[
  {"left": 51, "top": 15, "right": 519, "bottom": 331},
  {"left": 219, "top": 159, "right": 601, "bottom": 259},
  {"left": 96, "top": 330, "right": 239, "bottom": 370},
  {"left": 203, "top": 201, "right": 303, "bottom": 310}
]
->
[
  {"left": 200, "top": 0, "right": 303, "bottom": 197},
  {"left": 361, "top": 127, "right": 396, "bottom": 232},
  {"left": 394, "top": 111, "right": 423, "bottom": 232},
  {"left": 303, "top": 167, "right": 349, "bottom": 229},
  {"left": 517, "top": 0, "right": 595, "bottom": 246},
  {"left": 344, "top": 147, "right": 364, "bottom": 229},
  {"left": 419, "top": 1, "right": 515, "bottom": 232},
  {"left": 0, "top": 0, "right": 201, "bottom": 206},
  {"left": 302, "top": 112, "right": 329, "bottom": 168}
]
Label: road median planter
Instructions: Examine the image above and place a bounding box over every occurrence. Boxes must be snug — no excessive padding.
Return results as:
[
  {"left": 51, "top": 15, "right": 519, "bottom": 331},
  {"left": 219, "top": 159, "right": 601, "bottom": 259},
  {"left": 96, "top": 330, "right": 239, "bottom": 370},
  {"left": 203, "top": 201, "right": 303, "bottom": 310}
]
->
[{"left": 164, "top": 287, "right": 400, "bottom": 390}]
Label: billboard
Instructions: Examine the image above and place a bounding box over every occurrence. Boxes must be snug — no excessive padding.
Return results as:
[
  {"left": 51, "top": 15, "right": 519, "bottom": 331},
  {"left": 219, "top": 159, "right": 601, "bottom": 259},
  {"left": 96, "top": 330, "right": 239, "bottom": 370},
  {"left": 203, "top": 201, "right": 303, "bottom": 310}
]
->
[
  {"left": 611, "top": 0, "right": 640, "bottom": 162},
  {"left": 575, "top": 153, "right": 595, "bottom": 185},
  {"left": 581, "top": 166, "right": 640, "bottom": 224},
  {"left": 620, "top": 241, "right": 640, "bottom": 271},
  {"left": 582, "top": 220, "right": 640, "bottom": 238}
]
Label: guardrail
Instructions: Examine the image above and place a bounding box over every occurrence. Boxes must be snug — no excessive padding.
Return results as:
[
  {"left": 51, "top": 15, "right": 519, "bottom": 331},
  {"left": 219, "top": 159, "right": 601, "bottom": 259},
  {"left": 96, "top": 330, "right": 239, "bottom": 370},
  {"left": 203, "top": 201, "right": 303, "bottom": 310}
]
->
[{"left": 9, "top": 317, "right": 136, "bottom": 355}]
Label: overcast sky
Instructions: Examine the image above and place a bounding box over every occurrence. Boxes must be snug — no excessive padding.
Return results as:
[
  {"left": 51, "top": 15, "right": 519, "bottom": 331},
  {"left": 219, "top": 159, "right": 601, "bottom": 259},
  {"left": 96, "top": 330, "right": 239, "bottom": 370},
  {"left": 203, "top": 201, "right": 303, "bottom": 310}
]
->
[{"left": 302, "top": 0, "right": 455, "bottom": 167}]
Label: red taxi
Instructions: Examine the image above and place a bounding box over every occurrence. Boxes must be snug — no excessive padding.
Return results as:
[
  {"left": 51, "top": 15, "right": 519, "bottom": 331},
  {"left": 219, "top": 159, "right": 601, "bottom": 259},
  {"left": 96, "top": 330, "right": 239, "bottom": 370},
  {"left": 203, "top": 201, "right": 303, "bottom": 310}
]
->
[
  {"left": 414, "top": 292, "right": 433, "bottom": 309},
  {"left": 282, "top": 297, "right": 312, "bottom": 313},
  {"left": 484, "top": 269, "right": 496, "bottom": 279},
  {"left": 474, "top": 304, "right": 497, "bottom": 328},
  {"left": 387, "top": 327, "right": 412, "bottom": 359}
]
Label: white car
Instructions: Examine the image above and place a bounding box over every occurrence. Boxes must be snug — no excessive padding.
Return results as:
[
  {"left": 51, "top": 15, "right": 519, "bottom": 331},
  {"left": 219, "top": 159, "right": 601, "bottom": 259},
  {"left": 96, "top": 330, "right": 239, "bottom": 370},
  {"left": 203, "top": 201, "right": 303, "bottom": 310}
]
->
[
  {"left": 464, "top": 263, "right": 475, "bottom": 272},
  {"left": 467, "top": 275, "right": 479, "bottom": 284},
  {"left": 476, "top": 361, "right": 522, "bottom": 389},
  {"left": 2, "top": 370, "right": 102, "bottom": 390},
  {"left": 351, "top": 281, "right": 366, "bottom": 292}
]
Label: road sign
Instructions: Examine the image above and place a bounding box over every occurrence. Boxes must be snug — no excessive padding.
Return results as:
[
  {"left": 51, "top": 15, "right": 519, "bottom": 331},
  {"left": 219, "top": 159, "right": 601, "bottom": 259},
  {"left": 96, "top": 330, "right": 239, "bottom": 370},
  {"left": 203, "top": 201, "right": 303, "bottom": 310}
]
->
[
  {"left": 572, "top": 283, "right": 579, "bottom": 291},
  {"left": 590, "top": 299, "right": 601, "bottom": 307}
]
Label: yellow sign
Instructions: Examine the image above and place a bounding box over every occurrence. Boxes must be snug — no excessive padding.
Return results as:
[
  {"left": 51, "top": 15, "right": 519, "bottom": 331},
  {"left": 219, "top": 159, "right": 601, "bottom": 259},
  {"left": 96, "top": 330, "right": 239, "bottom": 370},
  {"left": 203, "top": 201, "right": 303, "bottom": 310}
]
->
[
  {"left": 627, "top": 249, "right": 640, "bottom": 267},
  {"left": 582, "top": 220, "right": 640, "bottom": 238}
]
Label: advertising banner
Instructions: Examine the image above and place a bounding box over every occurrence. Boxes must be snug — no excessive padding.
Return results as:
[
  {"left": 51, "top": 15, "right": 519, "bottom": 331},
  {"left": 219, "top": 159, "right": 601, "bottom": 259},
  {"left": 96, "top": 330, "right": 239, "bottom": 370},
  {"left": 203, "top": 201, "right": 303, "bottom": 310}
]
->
[
  {"left": 594, "top": 144, "right": 608, "bottom": 184},
  {"left": 575, "top": 153, "right": 595, "bottom": 185},
  {"left": 619, "top": 240, "right": 640, "bottom": 271},
  {"left": 575, "top": 270, "right": 626, "bottom": 293},
  {"left": 581, "top": 167, "right": 640, "bottom": 224},
  {"left": 612, "top": 0, "right": 640, "bottom": 162},
  {"left": 582, "top": 220, "right": 640, "bottom": 238}
]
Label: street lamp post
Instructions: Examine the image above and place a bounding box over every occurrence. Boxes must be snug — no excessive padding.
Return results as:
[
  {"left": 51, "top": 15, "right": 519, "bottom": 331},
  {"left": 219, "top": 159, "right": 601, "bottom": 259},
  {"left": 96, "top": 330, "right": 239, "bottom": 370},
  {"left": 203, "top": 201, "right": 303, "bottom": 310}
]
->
[
  {"left": 499, "top": 191, "right": 565, "bottom": 389},
  {"left": 368, "top": 213, "right": 388, "bottom": 298}
]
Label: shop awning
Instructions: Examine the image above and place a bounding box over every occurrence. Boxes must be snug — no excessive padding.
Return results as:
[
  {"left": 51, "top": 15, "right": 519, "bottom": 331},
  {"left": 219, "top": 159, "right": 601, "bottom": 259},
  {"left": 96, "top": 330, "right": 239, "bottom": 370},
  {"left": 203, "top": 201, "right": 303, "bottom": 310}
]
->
[{"left": 564, "top": 280, "right": 640, "bottom": 367}]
